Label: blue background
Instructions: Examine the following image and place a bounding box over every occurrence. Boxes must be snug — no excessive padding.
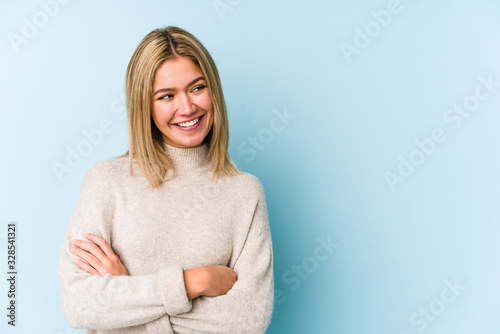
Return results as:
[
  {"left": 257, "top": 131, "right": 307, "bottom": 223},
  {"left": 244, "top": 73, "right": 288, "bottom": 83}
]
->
[{"left": 1, "top": 0, "right": 499, "bottom": 333}]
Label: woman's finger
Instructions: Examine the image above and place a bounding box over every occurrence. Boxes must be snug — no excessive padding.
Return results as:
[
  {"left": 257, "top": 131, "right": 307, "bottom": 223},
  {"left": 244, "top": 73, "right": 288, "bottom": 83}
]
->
[
  {"left": 72, "top": 233, "right": 129, "bottom": 276},
  {"left": 70, "top": 245, "right": 104, "bottom": 274},
  {"left": 72, "top": 238, "right": 108, "bottom": 264},
  {"left": 84, "top": 233, "right": 118, "bottom": 262},
  {"left": 73, "top": 258, "right": 100, "bottom": 276}
]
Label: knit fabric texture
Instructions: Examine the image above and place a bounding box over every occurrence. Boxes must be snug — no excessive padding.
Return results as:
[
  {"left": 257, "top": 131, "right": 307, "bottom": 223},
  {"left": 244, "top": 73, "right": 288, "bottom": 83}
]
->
[{"left": 58, "top": 141, "right": 274, "bottom": 333}]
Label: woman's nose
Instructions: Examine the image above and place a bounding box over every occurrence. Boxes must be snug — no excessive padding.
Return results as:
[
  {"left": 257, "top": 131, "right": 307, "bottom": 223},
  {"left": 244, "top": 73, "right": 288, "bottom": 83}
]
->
[{"left": 177, "top": 93, "right": 196, "bottom": 115}]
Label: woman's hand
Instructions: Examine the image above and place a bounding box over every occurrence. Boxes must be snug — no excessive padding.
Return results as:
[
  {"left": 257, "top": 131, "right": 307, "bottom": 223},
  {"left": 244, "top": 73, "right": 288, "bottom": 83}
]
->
[
  {"left": 184, "top": 265, "right": 237, "bottom": 300},
  {"left": 202, "top": 265, "right": 237, "bottom": 297},
  {"left": 71, "top": 233, "right": 129, "bottom": 276}
]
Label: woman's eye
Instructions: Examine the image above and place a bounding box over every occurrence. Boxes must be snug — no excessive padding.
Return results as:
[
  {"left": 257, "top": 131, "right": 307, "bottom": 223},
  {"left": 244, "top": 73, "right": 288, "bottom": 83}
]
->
[
  {"left": 193, "top": 85, "right": 206, "bottom": 92},
  {"left": 160, "top": 94, "right": 173, "bottom": 100}
]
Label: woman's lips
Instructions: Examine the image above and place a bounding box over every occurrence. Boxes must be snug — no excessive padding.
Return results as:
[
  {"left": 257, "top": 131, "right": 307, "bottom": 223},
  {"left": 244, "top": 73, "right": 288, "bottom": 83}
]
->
[{"left": 173, "top": 114, "right": 204, "bottom": 131}]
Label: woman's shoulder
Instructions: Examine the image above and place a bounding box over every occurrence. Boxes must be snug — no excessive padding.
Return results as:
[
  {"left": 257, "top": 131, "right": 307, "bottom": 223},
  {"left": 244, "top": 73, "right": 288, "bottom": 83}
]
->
[
  {"left": 237, "top": 171, "right": 264, "bottom": 187},
  {"left": 83, "top": 156, "right": 132, "bottom": 183},
  {"left": 224, "top": 171, "right": 266, "bottom": 198}
]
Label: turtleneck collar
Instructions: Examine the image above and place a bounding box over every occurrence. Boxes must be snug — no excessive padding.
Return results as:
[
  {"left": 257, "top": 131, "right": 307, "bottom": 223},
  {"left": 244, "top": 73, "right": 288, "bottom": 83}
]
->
[{"left": 162, "top": 141, "right": 213, "bottom": 177}]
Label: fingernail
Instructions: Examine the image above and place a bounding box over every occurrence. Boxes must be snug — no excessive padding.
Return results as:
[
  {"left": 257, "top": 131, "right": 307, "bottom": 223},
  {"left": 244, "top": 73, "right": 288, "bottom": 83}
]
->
[
  {"left": 84, "top": 233, "right": 89, "bottom": 237},
  {"left": 71, "top": 247, "right": 75, "bottom": 252},
  {"left": 72, "top": 239, "right": 76, "bottom": 244}
]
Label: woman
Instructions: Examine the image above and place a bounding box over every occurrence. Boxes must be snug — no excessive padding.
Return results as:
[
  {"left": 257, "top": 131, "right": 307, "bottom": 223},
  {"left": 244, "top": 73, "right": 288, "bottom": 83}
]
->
[{"left": 58, "top": 26, "right": 274, "bottom": 333}]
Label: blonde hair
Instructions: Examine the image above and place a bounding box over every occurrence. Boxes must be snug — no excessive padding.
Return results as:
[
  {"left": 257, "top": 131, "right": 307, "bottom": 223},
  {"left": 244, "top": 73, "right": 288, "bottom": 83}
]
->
[{"left": 117, "top": 26, "right": 241, "bottom": 188}]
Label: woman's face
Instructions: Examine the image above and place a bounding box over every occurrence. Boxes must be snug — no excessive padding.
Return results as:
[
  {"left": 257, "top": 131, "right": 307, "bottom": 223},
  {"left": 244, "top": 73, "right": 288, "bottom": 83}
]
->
[{"left": 151, "top": 56, "right": 214, "bottom": 148}]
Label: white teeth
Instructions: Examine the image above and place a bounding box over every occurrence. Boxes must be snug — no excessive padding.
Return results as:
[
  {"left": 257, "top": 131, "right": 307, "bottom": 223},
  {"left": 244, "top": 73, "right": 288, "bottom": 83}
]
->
[{"left": 177, "top": 117, "right": 200, "bottom": 127}]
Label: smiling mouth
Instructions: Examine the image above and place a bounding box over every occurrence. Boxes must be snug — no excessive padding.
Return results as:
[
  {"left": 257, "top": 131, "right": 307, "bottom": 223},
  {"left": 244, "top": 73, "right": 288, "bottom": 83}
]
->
[{"left": 174, "top": 114, "right": 204, "bottom": 128}]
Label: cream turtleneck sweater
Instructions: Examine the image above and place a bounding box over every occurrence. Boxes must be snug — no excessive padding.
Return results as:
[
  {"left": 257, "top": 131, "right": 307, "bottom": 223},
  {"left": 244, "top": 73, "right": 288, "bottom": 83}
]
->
[{"left": 57, "top": 141, "right": 274, "bottom": 333}]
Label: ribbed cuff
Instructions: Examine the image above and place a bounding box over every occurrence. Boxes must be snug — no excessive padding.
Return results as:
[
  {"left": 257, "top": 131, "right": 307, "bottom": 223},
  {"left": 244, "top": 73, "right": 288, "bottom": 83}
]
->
[
  {"left": 145, "top": 313, "right": 174, "bottom": 334},
  {"left": 158, "top": 264, "right": 192, "bottom": 316}
]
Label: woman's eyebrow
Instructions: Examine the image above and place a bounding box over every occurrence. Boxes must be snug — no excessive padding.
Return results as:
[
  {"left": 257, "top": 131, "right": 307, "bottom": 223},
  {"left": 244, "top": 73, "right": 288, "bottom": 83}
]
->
[{"left": 154, "top": 76, "right": 206, "bottom": 96}]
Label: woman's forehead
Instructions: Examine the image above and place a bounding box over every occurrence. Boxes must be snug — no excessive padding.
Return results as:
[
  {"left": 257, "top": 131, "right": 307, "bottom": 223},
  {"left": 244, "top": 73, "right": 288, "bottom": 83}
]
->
[{"left": 154, "top": 57, "right": 204, "bottom": 88}]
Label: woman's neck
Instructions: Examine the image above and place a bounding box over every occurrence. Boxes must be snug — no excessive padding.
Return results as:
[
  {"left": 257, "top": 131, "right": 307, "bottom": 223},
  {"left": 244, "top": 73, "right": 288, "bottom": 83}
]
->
[{"left": 162, "top": 141, "right": 213, "bottom": 177}]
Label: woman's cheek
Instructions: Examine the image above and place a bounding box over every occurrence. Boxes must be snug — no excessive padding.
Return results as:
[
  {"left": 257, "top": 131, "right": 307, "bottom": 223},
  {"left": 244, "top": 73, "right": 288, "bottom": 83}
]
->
[
  {"left": 154, "top": 104, "right": 175, "bottom": 123},
  {"left": 197, "top": 94, "right": 213, "bottom": 110}
]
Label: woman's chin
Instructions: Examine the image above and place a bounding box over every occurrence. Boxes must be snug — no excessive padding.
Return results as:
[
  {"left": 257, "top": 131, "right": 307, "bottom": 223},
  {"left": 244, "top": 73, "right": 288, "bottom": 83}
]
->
[{"left": 165, "top": 136, "right": 205, "bottom": 148}]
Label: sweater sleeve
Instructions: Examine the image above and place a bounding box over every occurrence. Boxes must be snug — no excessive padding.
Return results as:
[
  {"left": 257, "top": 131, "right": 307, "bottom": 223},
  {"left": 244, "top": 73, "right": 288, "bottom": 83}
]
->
[
  {"left": 168, "top": 177, "right": 274, "bottom": 334},
  {"left": 58, "top": 161, "right": 192, "bottom": 329}
]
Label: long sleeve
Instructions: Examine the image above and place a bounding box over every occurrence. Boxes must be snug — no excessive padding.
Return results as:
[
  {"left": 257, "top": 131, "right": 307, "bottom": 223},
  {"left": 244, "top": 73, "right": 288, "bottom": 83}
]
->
[
  {"left": 169, "top": 177, "right": 275, "bottom": 334},
  {"left": 57, "top": 161, "right": 192, "bottom": 330}
]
